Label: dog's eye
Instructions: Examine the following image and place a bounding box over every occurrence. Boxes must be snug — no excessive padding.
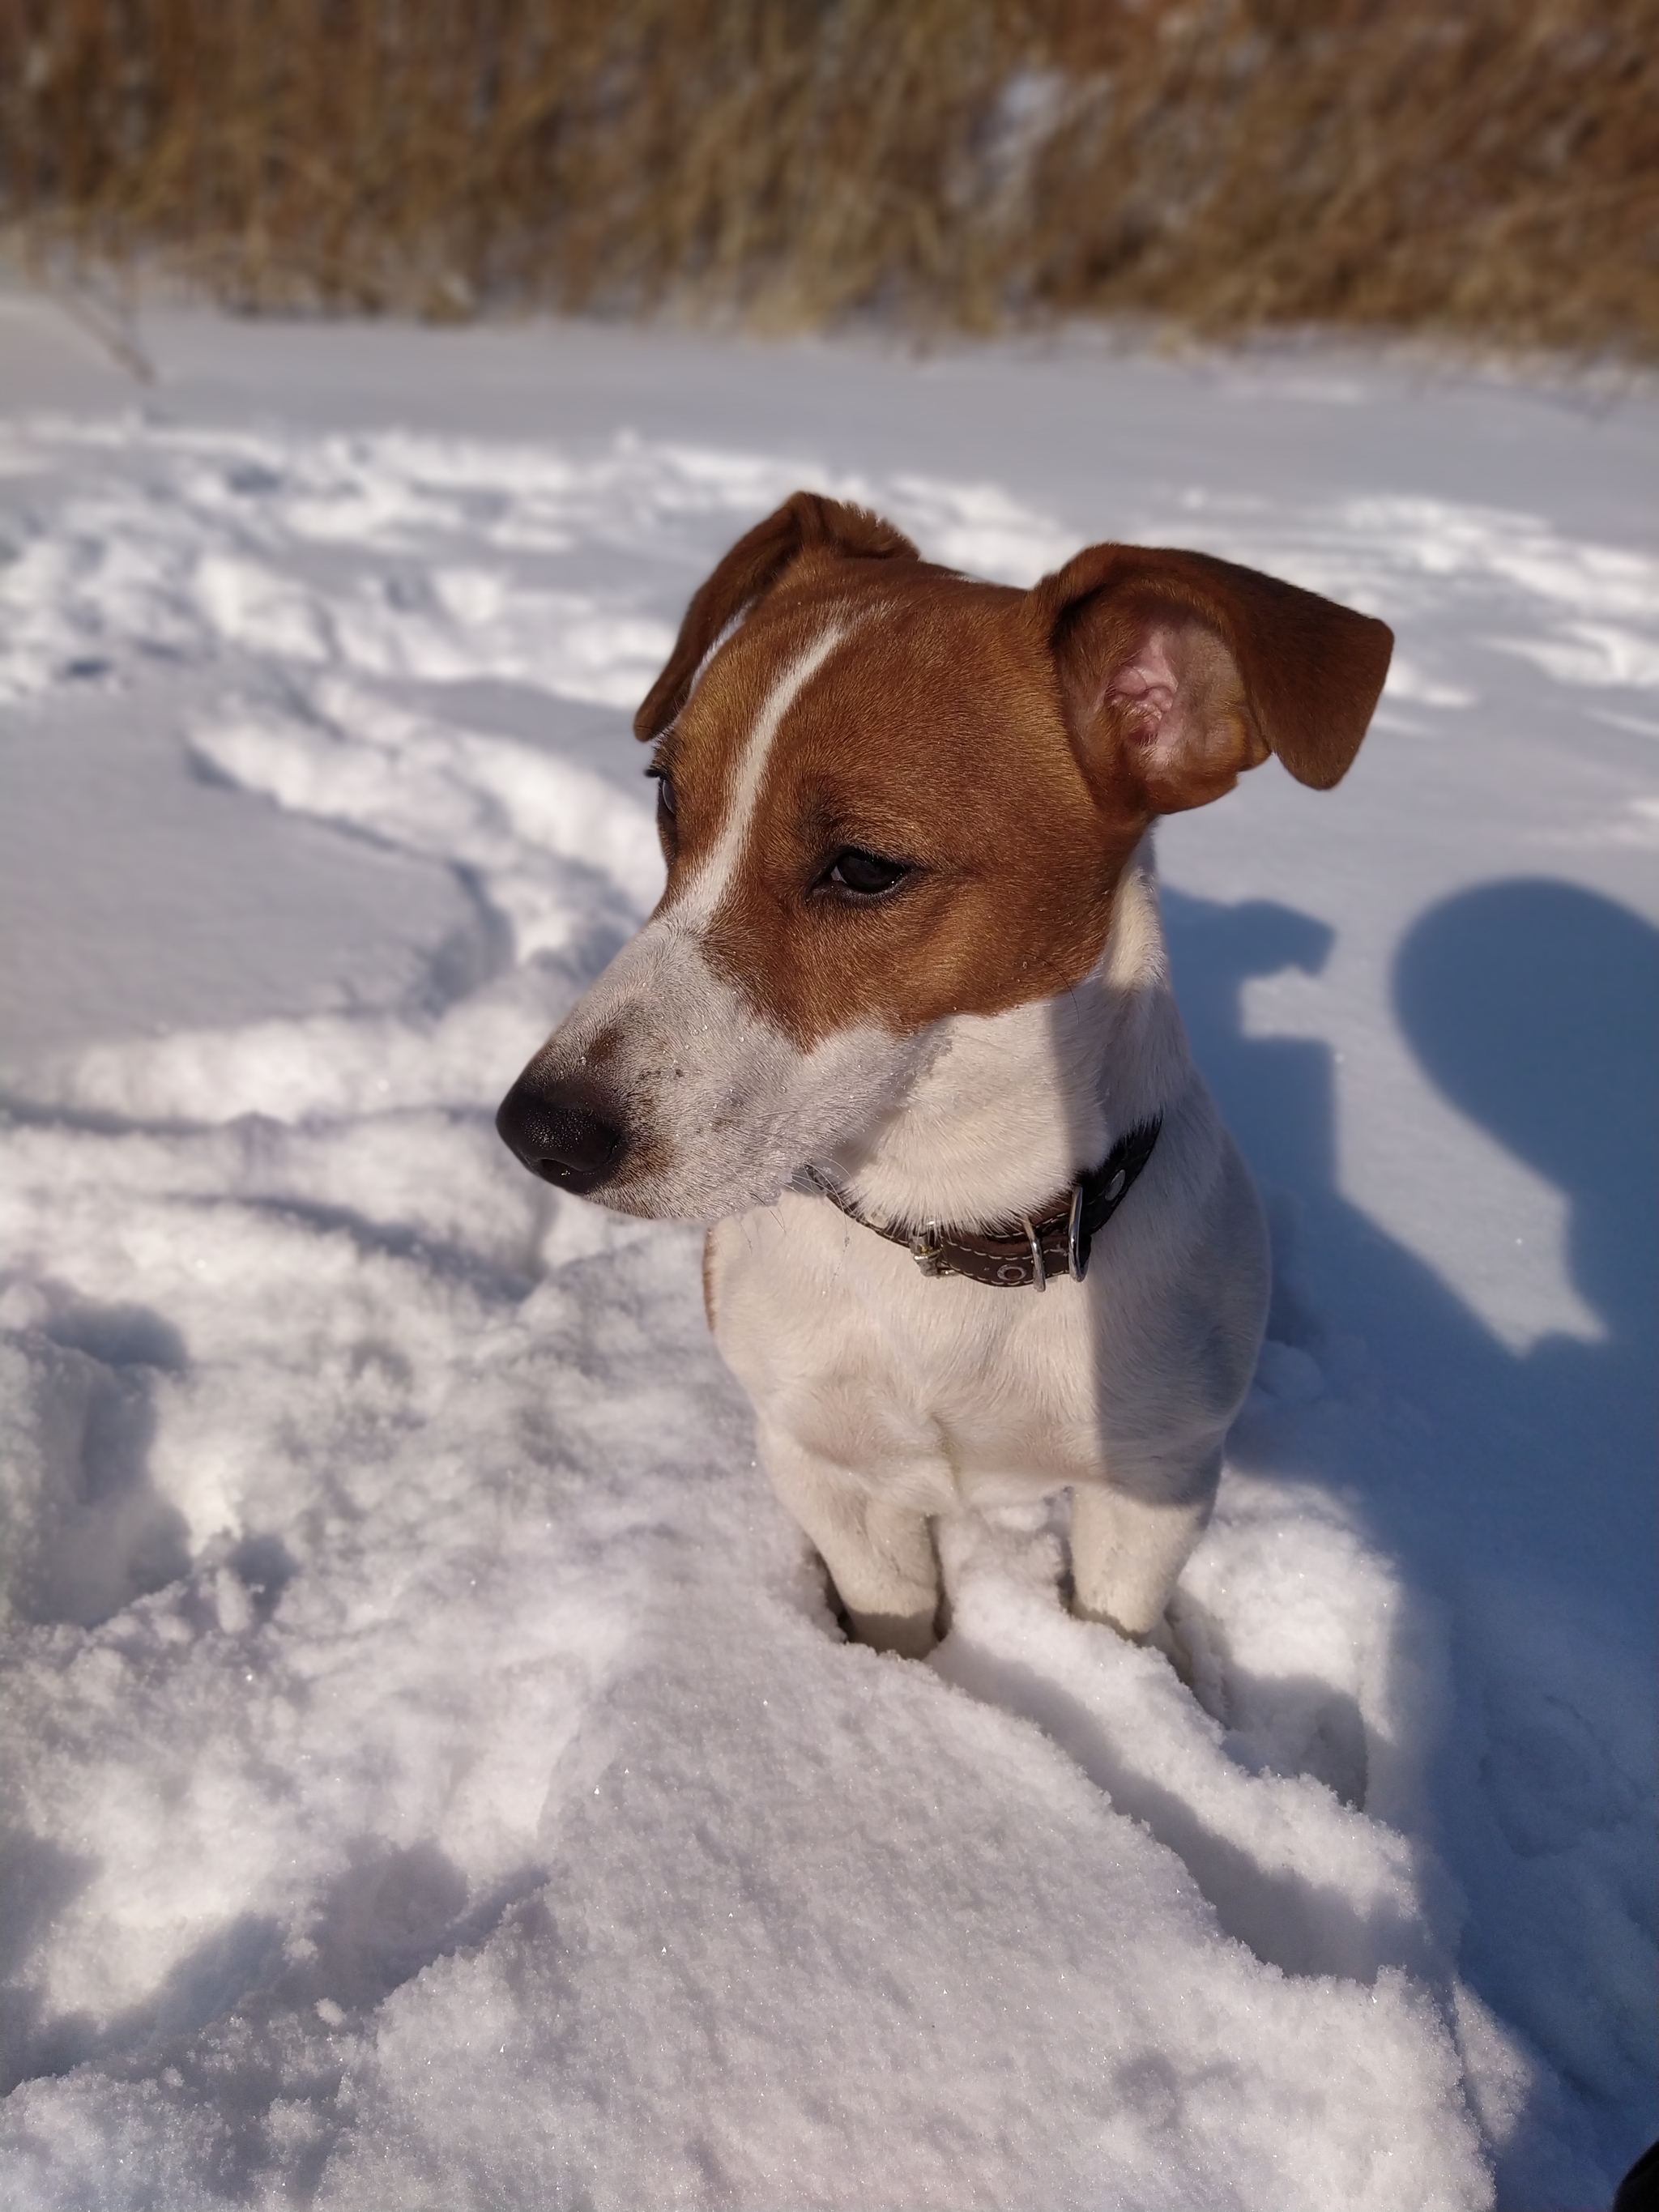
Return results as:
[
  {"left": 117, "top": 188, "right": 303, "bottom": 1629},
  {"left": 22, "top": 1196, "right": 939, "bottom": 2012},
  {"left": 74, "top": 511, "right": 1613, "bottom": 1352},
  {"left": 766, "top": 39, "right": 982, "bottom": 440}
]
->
[
  {"left": 646, "top": 767, "right": 677, "bottom": 820},
  {"left": 825, "top": 847, "right": 910, "bottom": 898}
]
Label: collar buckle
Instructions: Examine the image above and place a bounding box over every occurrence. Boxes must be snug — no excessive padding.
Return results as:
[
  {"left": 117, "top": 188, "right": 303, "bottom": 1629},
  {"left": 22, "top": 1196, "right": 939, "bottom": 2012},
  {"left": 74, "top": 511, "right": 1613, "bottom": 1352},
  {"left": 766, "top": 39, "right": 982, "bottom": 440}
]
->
[{"left": 1065, "top": 1182, "right": 1088, "bottom": 1282}]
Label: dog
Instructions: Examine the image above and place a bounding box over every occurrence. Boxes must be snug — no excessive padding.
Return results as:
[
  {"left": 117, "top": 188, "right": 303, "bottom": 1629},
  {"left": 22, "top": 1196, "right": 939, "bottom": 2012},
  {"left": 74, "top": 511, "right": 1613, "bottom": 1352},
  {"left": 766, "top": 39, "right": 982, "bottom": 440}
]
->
[{"left": 497, "top": 493, "right": 1392, "bottom": 1657}]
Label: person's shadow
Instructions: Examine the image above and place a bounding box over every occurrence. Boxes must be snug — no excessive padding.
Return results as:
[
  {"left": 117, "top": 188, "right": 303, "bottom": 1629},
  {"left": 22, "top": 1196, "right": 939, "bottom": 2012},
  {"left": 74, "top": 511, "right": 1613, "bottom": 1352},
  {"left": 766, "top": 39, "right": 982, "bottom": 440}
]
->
[
  {"left": 1161, "top": 875, "right": 1658, "bottom": 2200},
  {"left": 1393, "top": 880, "right": 1658, "bottom": 1513},
  {"left": 1162, "top": 876, "right": 1657, "bottom": 1612}
]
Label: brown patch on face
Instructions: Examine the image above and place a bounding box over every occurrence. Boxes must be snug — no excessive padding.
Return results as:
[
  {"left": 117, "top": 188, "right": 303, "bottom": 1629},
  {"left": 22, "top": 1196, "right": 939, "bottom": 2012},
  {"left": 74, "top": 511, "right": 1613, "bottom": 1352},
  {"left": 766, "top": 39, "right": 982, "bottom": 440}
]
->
[
  {"left": 635, "top": 492, "right": 920, "bottom": 748},
  {"left": 657, "top": 569, "right": 1148, "bottom": 1049}
]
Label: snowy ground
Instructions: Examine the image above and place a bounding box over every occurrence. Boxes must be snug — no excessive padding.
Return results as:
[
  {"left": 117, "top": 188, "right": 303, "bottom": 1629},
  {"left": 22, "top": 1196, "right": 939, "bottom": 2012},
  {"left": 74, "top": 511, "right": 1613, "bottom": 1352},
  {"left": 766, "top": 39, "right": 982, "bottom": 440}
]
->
[{"left": 0, "top": 292, "right": 1653, "bottom": 2210}]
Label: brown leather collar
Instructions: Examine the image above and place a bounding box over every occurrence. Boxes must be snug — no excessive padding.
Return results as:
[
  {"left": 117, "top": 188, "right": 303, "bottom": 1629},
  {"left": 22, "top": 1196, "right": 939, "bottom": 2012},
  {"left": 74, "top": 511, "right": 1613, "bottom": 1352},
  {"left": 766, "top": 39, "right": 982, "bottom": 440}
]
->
[{"left": 806, "top": 1117, "right": 1162, "bottom": 1290}]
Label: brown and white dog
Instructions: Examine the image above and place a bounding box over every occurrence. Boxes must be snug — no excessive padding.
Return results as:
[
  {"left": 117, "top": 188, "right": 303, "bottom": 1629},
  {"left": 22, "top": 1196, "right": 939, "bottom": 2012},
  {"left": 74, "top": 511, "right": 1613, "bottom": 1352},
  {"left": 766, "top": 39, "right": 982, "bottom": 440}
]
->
[{"left": 497, "top": 494, "right": 1392, "bottom": 1658}]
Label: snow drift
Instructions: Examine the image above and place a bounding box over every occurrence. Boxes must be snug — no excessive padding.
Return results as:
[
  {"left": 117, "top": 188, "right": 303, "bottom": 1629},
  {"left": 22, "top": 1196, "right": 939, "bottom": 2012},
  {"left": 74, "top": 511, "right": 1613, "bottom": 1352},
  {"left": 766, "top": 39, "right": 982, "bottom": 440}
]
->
[{"left": 0, "top": 307, "right": 1653, "bottom": 2208}]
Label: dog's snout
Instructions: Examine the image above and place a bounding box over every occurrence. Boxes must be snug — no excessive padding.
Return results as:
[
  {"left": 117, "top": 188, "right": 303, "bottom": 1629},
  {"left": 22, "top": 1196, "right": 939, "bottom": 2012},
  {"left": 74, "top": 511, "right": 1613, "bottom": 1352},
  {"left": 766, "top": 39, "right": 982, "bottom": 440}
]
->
[{"left": 496, "top": 1075, "right": 628, "bottom": 1194}]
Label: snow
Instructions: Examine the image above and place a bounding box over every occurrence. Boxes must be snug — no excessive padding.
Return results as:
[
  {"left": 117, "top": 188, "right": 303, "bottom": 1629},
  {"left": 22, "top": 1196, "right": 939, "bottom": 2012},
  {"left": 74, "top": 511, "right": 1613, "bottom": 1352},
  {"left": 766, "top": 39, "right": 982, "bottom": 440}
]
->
[{"left": 1, "top": 292, "right": 1653, "bottom": 2210}]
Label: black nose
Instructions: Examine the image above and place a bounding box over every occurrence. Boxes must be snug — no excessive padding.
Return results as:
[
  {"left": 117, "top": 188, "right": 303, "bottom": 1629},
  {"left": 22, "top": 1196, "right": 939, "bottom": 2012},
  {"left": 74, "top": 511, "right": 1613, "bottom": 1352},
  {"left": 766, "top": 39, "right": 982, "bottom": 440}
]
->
[{"left": 495, "top": 1076, "right": 628, "bottom": 1195}]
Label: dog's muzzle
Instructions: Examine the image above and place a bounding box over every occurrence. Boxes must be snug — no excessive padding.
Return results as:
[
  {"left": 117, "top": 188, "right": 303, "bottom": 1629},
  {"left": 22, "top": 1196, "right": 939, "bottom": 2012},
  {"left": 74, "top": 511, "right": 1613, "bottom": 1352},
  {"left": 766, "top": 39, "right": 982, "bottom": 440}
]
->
[{"left": 495, "top": 1074, "right": 628, "bottom": 1196}]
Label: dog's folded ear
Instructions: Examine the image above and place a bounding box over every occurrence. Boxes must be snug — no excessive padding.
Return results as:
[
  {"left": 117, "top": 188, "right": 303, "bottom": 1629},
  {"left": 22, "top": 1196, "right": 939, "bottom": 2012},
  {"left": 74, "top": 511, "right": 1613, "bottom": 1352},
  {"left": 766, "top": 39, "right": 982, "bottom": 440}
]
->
[
  {"left": 1031, "top": 545, "right": 1393, "bottom": 813},
  {"left": 635, "top": 492, "right": 919, "bottom": 744}
]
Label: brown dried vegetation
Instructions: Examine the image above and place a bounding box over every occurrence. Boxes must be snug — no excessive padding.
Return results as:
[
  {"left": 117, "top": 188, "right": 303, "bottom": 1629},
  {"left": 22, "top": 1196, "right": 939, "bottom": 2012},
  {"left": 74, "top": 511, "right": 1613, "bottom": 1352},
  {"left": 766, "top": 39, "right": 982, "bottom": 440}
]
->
[{"left": 2, "top": 0, "right": 1655, "bottom": 356}]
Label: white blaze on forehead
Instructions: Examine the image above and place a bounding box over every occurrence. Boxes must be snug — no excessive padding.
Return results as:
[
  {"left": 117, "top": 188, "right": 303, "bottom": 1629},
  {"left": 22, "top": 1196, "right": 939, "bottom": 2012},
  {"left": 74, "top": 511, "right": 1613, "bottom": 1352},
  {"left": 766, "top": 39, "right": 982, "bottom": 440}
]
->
[
  {"left": 677, "top": 618, "right": 850, "bottom": 924},
  {"left": 684, "top": 600, "right": 753, "bottom": 700}
]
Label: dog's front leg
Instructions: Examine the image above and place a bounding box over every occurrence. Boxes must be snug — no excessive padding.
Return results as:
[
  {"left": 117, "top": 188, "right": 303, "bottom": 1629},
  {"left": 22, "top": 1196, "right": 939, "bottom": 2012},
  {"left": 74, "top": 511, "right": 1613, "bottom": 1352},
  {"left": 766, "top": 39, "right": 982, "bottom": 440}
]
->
[
  {"left": 759, "top": 1425, "right": 940, "bottom": 1659},
  {"left": 1069, "top": 1450, "right": 1222, "bottom": 1639}
]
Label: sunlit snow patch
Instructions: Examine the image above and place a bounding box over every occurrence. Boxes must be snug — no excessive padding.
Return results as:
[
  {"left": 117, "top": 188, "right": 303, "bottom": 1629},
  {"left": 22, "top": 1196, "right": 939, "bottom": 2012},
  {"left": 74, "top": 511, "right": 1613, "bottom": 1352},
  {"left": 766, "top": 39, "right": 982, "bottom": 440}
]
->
[{"left": 2, "top": 405, "right": 1649, "bottom": 2210}]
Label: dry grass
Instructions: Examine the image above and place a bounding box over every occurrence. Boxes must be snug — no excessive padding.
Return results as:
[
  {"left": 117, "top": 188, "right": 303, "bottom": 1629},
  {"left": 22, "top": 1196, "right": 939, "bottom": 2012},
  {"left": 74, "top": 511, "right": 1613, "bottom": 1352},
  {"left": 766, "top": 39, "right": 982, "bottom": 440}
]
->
[{"left": 3, "top": 0, "right": 1657, "bottom": 357}]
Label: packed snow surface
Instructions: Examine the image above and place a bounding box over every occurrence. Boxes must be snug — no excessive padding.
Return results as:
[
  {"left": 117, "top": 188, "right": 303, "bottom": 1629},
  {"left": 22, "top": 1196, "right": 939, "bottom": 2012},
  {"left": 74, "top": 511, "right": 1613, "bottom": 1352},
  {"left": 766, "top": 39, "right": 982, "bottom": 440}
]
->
[{"left": 1, "top": 299, "right": 1654, "bottom": 2210}]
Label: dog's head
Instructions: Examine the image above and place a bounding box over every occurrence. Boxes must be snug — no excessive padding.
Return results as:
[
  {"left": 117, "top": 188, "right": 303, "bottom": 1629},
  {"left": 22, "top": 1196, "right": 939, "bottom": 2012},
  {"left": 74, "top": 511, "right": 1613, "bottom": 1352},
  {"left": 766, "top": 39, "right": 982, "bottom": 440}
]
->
[{"left": 497, "top": 492, "right": 1391, "bottom": 1221}]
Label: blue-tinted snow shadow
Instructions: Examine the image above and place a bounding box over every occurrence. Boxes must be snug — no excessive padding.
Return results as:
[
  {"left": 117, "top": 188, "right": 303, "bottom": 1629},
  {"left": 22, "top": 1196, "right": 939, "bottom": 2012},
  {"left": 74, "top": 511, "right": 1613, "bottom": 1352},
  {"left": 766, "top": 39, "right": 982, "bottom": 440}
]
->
[
  {"left": 1395, "top": 880, "right": 1658, "bottom": 1430},
  {"left": 1162, "top": 876, "right": 1657, "bottom": 1617},
  {"left": 1161, "top": 876, "right": 1658, "bottom": 2192}
]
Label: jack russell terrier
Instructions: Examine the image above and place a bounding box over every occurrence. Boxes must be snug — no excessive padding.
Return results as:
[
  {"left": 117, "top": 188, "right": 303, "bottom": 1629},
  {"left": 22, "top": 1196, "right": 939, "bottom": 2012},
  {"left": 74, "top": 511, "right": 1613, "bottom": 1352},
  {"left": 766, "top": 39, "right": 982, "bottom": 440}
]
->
[{"left": 497, "top": 494, "right": 1392, "bottom": 1658}]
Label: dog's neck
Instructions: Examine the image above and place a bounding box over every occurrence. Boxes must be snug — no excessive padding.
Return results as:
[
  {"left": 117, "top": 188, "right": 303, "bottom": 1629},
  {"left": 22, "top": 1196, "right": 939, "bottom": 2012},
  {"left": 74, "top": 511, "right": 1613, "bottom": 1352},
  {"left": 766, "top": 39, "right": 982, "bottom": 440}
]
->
[{"left": 834, "top": 839, "right": 1194, "bottom": 1233}]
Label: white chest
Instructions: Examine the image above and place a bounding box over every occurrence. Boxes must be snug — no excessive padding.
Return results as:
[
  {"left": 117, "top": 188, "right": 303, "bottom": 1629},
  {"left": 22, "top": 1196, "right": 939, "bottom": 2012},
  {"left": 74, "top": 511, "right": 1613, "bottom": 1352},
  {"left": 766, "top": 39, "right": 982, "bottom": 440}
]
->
[{"left": 708, "top": 1193, "right": 1106, "bottom": 1511}]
